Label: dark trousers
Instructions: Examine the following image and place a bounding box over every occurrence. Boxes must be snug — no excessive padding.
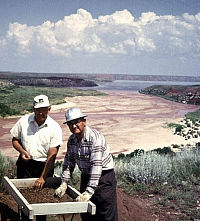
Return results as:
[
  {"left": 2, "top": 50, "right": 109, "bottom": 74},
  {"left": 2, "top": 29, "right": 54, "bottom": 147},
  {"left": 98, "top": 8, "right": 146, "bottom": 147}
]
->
[
  {"left": 16, "top": 155, "right": 54, "bottom": 178},
  {"left": 80, "top": 169, "right": 118, "bottom": 221}
]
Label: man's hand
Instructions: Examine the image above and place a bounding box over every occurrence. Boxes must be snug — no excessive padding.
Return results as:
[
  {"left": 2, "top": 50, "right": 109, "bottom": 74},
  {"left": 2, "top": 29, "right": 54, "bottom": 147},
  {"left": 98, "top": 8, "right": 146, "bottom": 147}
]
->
[
  {"left": 34, "top": 177, "right": 45, "bottom": 190},
  {"left": 54, "top": 182, "right": 68, "bottom": 198},
  {"left": 75, "top": 191, "right": 93, "bottom": 202},
  {"left": 21, "top": 152, "right": 32, "bottom": 162}
]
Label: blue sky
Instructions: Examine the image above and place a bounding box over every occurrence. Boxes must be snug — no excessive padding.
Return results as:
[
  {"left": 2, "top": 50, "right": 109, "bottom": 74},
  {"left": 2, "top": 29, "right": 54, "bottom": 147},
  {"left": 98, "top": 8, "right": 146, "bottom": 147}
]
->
[{"left": 0, "top": 0, "right": 200, "bottom": 76}]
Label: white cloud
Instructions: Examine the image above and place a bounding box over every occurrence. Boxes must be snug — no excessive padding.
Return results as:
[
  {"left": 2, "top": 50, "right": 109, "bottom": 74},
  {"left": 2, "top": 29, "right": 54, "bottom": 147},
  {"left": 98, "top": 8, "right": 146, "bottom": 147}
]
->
[
  {"left": 98, "top": 9, "right": 134, "bottom": 24},
  {"left": 138, "top": 12, "right": 159, "bottom": 25},
  {"left": 1, "top": 9, "right": 200, "bottom": 59},
  {"left": 195, "top": 12, "right": 200, "bottom": 22},
  {"left": 7, "top": 22, "right": 35, "bottom": 53}
]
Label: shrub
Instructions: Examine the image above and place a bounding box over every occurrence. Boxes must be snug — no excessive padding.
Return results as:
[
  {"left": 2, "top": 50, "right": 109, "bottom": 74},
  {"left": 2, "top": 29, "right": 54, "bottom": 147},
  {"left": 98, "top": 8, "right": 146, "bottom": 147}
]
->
[
  {"left": 126, "top": 149, "right": 144, "bottom": 158},
  {"left": 169, "top": 149, "right": 200, "bottom": 184},
  {"left": 3, "top": 157, "right": 17, "bottom": 179},
  {"left": 117, "top": 153, "right": 126, "bottom": 159},
  {"left": 0, "top": 103, "right": 20, "bottom": 117},
  {"left": 0, "top": 152, "right": 17, "bottom": 191},
  {"left": 116, "top": 149, "right": 144, "bottom": 161},
  {"left": 115, "top": 151, "right": 172, "bottom": 184},
  {"left": 152, "top": 146, "right": 174, "bottom": 155},
  {"left": 166, "top": 122, "right": 184, "bottom": 132}
]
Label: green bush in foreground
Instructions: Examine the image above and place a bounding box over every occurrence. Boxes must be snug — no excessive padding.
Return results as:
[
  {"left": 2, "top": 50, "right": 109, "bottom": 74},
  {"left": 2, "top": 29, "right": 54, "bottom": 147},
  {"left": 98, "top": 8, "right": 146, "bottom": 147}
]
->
[
  {"left": 0, "top": 152, "right": 16, "bottom": 191},
  {"left": 115, "top": 151, "right": 172, "bottom": 184},
  {"left": 170, "top": 149, "right": 200, "bottom": 185}
]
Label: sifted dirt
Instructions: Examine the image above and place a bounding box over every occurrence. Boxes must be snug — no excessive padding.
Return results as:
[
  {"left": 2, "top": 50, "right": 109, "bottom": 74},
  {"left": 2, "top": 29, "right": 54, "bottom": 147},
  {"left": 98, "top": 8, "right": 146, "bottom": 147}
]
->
[{"left": 19, "top": 187, "right": 73, "bottom": 204}]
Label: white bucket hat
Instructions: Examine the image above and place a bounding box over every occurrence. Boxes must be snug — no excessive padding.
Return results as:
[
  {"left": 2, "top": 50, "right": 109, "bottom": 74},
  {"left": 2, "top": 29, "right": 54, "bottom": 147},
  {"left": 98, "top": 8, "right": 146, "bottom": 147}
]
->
[
  {"left": 33, "top": 95, "right": 50, "bottom": 109},
  {"left": 63, "top": 107, "right": 87, "bottom": 124}
]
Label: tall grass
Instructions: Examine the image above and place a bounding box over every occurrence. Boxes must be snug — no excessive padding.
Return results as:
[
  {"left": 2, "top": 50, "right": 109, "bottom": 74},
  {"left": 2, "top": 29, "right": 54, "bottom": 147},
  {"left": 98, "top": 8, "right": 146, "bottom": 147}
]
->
[
  {"left": 170, "top": 149, "right": 200, "bottom": 185},
  {"left": 0, "top": 152, "right": 16, "bottom": 191}
]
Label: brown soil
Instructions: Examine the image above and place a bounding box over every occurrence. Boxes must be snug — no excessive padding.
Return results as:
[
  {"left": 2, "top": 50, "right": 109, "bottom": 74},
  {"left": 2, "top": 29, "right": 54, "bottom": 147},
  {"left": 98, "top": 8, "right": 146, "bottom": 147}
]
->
[
  {"left": 0, "top": 187, "right": 182, "bottom": 221},
  {"left": 19, "top": 187, "right": 73, "bottom": 204}
]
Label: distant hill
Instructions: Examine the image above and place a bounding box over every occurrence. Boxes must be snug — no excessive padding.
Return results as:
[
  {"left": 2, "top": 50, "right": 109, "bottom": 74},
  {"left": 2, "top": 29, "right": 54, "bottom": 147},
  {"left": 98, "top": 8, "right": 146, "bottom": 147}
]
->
[
  {"left": 140, "top": 85, "right": 200, "bottom": 105},
  {"left": 0, "top": 71, "right": 200, "bottom": 83},
  {"left": 0, "top": 73, "right": 97, "bottom": 88}
]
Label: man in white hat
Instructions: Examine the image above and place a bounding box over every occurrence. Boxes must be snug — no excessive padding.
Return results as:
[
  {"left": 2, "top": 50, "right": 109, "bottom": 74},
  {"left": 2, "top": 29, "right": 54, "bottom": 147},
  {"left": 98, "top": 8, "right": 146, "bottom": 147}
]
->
[
  {"left": 10, "top": 95, "right": 62, "bottom": 190},
  {"left": 55, "top": 107, "right": 118, "bottom": 221}
]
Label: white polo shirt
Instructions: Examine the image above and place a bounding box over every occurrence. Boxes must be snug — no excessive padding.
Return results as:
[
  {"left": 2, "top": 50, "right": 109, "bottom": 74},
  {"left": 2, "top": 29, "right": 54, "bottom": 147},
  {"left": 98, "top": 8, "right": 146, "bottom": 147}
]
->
[{"left": 10, "top": 113, "right": 62, "bottom": 162}]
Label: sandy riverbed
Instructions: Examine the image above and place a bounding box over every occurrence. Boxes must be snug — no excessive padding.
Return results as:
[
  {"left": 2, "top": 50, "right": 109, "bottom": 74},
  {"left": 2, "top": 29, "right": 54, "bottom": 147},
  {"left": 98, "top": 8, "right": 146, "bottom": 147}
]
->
[{"left": 0, "top": 90, "right": 199, "bottom": 160}]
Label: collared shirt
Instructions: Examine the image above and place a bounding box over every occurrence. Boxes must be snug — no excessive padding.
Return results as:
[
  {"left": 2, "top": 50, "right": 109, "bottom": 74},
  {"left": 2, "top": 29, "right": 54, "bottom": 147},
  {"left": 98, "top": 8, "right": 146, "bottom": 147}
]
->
[
  {"left": 61, "top": 125, "right": 114, "bottom": 194},
  {"left": 10, "top": 113, "right": 62, "bottom": 162}
]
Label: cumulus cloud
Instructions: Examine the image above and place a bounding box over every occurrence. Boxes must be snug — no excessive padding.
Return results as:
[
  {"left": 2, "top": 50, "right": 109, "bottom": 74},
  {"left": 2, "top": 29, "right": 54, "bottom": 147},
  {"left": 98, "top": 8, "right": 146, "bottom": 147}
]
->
[{"left": 1, "top": 9, "right": 200, "bottom": 59}]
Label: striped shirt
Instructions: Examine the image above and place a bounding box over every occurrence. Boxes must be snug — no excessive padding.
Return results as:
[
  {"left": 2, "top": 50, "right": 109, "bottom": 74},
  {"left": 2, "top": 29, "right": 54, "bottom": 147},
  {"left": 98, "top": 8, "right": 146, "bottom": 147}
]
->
[{"left": 61, "top": 126, "right": 114, "bottom": 194}]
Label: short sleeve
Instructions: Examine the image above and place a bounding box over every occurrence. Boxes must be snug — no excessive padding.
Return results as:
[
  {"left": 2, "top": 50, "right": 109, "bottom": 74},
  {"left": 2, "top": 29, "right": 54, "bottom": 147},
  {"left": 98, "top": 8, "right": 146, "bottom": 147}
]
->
[
  {"left": 50, "top": 123, "right": 63, "bottom": 148},
  {"left": 10, "top": 118, "right": 22, "bottom": 140}
]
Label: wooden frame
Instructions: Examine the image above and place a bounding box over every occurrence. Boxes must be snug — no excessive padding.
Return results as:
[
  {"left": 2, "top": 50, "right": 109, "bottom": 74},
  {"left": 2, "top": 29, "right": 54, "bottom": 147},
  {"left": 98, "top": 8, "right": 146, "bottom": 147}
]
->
[{"left": 4, "top": 176, "right": 96, "bottom": 220}]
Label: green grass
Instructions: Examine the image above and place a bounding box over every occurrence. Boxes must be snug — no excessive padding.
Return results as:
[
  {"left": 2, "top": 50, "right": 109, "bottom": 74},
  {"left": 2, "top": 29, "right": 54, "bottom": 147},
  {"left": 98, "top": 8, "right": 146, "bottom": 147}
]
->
[
  {"left": 185, "top": 109, "right": 200, "bottom": 123},
  {"left": 0, "top": 153, "right": 16, "bottom": 191},
  {"left": 0, "top": 85, "right": 106, "bottom": 117}
]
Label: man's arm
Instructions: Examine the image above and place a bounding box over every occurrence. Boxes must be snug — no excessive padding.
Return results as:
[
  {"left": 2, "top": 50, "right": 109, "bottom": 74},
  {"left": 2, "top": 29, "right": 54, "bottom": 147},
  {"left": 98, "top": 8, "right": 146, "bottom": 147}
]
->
[
  {"left": 34, "top": 146, "right": 59, "bottom": 189},
  {"left": 55, "top": 142, "right": 75, "bottom": 198},
  {"left": 12, "top": 137, "right": 31, "bottom": 161}
]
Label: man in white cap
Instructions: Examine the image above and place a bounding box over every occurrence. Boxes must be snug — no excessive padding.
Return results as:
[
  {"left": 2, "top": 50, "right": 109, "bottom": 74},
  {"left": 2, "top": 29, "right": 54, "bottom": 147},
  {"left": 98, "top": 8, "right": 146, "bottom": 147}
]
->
[
  {"left": 55, "top": 107, "right": 118, "bottom": 221},
  {"left": 10, "top": 95, "right": 62, "bottom": 189}
]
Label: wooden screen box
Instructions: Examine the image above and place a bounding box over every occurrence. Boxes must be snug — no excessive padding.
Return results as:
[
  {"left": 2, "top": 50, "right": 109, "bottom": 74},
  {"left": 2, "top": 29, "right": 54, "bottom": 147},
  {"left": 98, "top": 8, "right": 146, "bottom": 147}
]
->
[{"left": 4, "top": 176, "right": 96, "bottom": 220}]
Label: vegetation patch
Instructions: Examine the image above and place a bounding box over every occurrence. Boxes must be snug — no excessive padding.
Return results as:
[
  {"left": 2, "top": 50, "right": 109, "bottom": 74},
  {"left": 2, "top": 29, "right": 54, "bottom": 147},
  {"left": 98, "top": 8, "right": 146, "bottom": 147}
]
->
[
  {"left": 186, "top": 109, "right": 200, "bottom": 123},
  {"left": 0, "top": 85, "right": 106, "bottom": 117},
  {"left": 114, "top": 147, "right": 200, "bottom": 220},
  {"left": 139, "top": 85, "right": 200, "bottom": 105}
]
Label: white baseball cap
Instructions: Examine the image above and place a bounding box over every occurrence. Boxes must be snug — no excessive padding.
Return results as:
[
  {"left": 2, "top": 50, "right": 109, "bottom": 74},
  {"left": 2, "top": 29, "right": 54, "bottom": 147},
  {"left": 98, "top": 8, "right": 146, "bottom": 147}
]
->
[
  {"left": 33, "top": 95, "right": 50, "bottom": 109},
  {"left": 63, "top": 107, "right": 87, "bottom": 124}
]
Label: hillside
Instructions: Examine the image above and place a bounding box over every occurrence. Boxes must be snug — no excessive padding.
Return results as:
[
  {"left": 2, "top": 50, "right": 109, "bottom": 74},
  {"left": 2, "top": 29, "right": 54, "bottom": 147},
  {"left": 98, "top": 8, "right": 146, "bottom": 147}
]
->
[
  {"left": 139, "top": 85, "right": 200, "bottom": 105},
  {"left": 2, "top": 76, "right": 97, "bottom": 88}
]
